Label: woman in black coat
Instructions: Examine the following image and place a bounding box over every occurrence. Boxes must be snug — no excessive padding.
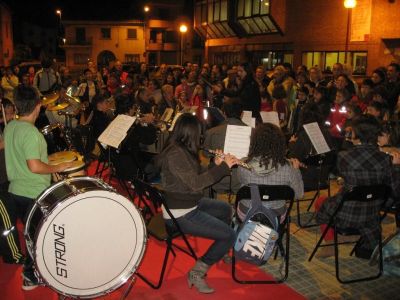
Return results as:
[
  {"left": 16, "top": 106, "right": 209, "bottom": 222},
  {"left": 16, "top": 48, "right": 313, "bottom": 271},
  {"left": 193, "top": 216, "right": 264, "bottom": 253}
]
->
[{"left": 222, "top": 63, "right": 261, "bottom": 120}]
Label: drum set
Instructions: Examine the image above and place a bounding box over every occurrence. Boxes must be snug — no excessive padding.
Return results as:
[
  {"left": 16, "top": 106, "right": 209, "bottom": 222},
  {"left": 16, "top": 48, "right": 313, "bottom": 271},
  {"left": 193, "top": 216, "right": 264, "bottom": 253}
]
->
[{"left": 41, "top": 91, "right": 83, "bottom": 155}]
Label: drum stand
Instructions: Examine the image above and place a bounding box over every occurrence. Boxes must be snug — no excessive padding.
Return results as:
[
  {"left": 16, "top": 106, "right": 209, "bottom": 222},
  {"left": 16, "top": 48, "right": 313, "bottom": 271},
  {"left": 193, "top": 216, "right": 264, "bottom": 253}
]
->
[
  {"left": 59, "top": 111, "right": 75, "bottom": 150},
  {"left": 120, "top": 275, "right": 138, "bottom": 300}
]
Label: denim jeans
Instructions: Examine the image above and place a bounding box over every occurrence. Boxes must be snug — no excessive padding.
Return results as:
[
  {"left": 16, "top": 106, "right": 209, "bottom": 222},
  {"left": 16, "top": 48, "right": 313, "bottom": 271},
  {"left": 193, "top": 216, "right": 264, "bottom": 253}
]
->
[{"left": 166, "top": 197, "right": 236, "bottom": 266}]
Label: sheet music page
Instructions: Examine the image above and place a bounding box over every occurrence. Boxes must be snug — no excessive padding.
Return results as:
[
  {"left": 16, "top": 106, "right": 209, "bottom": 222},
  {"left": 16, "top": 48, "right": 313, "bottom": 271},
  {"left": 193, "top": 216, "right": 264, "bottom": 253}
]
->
[
  {"left": 98, "top": 115, "right": 136, "bottom": 148},
  {"left": 161, "top": 108, "right": 173, "bottom": 122},
  {"left": 168, "top": 112, "right": 182, "bottom": 132},
  {"left": 224, "top": 125, "right": 252, "bottom": 159},
  {"left": 303, "top": 122, "right": 330, "bottom": 154},
  {"left": 241, "top": 110, "right": 255, "bottom": 128},
  {"left": 260, "top": 111, "right": 280, "bottom": 127}
]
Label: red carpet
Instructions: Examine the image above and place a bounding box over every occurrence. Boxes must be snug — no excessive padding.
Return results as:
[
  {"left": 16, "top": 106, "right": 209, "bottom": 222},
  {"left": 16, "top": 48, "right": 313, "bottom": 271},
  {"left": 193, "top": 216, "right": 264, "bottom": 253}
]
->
[{"left": 0, "top": 162, "right": 305, "bottom": 300}]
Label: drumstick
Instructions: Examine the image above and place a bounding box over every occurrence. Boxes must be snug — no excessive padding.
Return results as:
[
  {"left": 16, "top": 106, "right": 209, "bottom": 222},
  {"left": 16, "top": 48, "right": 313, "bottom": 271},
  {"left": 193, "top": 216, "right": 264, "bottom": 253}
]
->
[{"left": 1, "top": 103, "right": 7, "bottom": 126}]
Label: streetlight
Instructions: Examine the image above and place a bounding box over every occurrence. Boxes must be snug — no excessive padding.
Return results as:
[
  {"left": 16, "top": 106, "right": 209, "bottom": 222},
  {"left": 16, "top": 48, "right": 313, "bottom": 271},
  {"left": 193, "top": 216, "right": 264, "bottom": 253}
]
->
[
  {"left": 143, "top": 6, "right": 150, "bottom": 64},
  {"left": 56, "top": 9, "right": 63, "bottom": 48},
  {"left": 344, "top": 0, "right": 356, "bottom": 63},
  {"left": 179, "top": 24, "right": 188, "bottom": 66}
]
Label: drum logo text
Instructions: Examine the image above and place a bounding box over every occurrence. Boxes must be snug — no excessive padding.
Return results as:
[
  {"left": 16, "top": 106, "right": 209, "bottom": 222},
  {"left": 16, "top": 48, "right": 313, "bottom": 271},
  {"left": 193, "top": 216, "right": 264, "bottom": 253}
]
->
[{"left": 53, "top": 224, "right": 68, "bottom": 278}]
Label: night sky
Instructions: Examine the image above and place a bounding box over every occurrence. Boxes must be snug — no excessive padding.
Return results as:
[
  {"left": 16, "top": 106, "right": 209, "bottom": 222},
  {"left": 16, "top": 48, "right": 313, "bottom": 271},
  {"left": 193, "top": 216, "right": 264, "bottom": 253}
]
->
[{"left": 4, "top": 0, "right": 150, "bottom": 27}]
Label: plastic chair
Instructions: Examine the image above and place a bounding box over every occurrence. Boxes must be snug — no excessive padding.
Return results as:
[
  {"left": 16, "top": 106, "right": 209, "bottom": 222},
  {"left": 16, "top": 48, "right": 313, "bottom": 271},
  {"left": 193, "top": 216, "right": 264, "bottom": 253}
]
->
[
  {"left": 232, "top": 184, "right": 295, "bottom": 284},
  {"left": 308, "top": 184, "right": 390, "bottom": 284},
  {"left": 132, "top": 179, "right": 197, "bottom": 289}
]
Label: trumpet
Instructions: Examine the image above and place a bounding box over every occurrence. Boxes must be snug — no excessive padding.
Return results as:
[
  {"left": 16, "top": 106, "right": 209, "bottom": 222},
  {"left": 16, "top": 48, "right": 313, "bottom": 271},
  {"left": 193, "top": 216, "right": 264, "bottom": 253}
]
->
[{"left": 202, "top": 148, "right": 252, "bottom": 170}]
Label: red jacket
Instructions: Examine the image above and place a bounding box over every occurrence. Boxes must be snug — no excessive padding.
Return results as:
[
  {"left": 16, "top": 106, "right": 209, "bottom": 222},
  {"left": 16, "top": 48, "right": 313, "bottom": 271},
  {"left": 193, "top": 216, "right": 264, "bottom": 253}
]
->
[{"left": 327, "top": 103, "right": 347, "bottom": 138}]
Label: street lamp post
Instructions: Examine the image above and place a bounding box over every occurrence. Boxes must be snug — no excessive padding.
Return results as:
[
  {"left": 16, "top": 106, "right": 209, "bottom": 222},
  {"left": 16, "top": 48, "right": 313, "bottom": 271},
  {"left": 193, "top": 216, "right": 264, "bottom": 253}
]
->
[
  {"left": 344, "top": 0, "right": 356, "bottom": 63},
  {"left": 179, "top": 24, "right": 187, "bottom": 66},
  {"left": 56, "top": 9, "right": 63, "bottom": 46},
  {"left": 144, "top": 6, "right": 150, "bottom": 64}
]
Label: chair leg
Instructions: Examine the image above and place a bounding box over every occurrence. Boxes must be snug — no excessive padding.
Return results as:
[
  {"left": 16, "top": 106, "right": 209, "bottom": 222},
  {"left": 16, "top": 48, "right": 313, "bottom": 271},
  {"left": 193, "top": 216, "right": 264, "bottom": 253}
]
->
[
  {"left": 335, "top": 229, "right": 382, "bottom": 284},
  {"left": 137, "top": 243, "right": 171, "bottom": 289},
  {"left": 308, "top": 222, "right": 332, "bottom": 262},
  {"left": 306, "top": 190, "right": 319, "bottom": 212},
  {"left": 297, "top": 195, "right": 318, "bottom": 228}
]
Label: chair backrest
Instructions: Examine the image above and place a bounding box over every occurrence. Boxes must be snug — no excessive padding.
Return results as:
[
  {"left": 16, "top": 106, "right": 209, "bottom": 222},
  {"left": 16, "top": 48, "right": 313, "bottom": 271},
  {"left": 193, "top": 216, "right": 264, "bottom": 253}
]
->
[
  {"left": 342, "top": 185, "right": 390, "bottom": 204},
  {"left": 132, "top": 178, "right": 163, "bottom": 210},
  {"left": 236, "top": 184, "right": 295, "bottom": 210},
  {"left": 132, "top": 178, "right": 187, "bottom": 235}
]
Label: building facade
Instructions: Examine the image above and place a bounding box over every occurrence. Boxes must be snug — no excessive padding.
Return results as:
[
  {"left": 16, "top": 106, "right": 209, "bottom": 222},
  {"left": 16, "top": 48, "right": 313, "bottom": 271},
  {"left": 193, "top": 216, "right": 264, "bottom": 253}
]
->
[
  {"left": 194, "top": 0, "right": 400, "bottom": 75},
  {"left": 62, "top": 20, "right": 145, "bottom": 71},
  {"left": 0, "top": 2, "right": 13, "bottom": 66},
  {"left": 143, "top": 0, "right": 203, "bottom": 66}
]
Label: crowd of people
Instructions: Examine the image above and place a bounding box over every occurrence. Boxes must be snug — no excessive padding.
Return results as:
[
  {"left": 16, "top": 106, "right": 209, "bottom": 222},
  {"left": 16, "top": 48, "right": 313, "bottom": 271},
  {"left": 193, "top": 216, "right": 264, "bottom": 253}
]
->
[{"left": 1, "top": 57, "right": 400, "bottom": 293}]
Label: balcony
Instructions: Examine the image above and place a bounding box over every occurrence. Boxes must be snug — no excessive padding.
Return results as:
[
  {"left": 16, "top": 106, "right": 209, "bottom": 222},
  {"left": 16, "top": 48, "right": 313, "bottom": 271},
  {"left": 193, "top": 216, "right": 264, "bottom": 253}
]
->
[
  {"left": 148, "top": 41, "right": 178, "bottom": 51},
  {"left": 62, "top": 37, "right": 93, "bottom": 48}
]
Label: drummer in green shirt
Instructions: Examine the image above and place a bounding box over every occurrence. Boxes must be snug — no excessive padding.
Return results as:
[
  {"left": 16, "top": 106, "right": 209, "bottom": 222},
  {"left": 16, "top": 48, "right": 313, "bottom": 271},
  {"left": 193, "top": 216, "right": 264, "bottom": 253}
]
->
[{"left": 4, "top": 85, "right": 72, "bottom": 290}]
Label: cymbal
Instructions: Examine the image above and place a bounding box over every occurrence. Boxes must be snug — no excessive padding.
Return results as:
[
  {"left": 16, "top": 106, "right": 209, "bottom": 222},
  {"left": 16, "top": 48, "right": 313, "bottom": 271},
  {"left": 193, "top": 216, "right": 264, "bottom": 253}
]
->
[
  {"left": 47, "top": 102, "right": 70, "bottom": 111},
  {"left": 41, "top": 93, "right": 59, "bottom": 106},
  {"left": 48, "top": 151, "right": 77, "bottom": 164}
]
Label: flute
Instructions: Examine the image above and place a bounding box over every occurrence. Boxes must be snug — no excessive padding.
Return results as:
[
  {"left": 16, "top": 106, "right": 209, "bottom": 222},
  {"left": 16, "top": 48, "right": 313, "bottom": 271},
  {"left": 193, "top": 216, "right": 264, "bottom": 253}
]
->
[{"left": 203, "top": 148, "right": 252, "bottom": 170}]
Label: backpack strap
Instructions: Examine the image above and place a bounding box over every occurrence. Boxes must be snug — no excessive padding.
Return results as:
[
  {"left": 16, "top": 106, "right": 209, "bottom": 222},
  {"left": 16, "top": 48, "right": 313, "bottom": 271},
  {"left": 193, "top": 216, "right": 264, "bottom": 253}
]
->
[{"left": 244, "top": 184, "right": 280, "bottom": 231}]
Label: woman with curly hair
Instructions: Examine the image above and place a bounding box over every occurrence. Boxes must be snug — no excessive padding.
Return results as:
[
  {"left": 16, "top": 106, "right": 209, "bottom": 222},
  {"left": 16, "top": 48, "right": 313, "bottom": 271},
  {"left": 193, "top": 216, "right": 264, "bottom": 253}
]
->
[{"left": 237, "top": 123, "right": 304, "bottom": 209}]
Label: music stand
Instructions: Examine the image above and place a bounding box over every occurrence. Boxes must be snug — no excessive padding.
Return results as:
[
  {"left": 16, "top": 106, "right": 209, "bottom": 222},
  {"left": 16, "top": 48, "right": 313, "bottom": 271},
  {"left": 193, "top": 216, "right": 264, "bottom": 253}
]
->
[{"left": 204, "top": 106, "right": 225, "bottom": 129}]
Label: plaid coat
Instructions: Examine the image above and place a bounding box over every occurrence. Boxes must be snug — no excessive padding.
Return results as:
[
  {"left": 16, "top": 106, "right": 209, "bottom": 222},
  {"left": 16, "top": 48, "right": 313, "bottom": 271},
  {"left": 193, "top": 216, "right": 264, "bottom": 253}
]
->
[{"left": 316, "top": 144, "right": 399, "bottom": 249}]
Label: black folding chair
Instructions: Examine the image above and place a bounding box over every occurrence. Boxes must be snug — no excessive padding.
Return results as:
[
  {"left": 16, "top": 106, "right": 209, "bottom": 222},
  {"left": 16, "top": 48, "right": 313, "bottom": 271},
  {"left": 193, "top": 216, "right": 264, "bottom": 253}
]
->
[
  {"left": 132, "top": 179, "right": 197, "bottom": 289},
  {"left": 381, "top": 199, "right": 400, "bottom": 228},
  {"left": 232, "top": 184, "right": 295, "bottom": 284},
  {"left": 297, "top": 151, "right": 335, "bottom": 228},
  {"left": 308, "top": 185, "right": 391, "bottom": 284}
]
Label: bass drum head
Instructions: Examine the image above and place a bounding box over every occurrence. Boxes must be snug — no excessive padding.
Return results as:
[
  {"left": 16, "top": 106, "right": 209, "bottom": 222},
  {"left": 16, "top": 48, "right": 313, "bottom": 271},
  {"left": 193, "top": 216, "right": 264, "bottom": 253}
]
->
[{"left": 34, "top": 189, "right": 146, "bottom": 298}]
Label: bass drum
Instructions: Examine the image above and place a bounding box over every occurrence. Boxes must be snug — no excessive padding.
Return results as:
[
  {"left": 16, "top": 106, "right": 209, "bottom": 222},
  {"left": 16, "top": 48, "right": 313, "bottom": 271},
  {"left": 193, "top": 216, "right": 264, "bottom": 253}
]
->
[{"left": 24, "top": 177, "right": 147, "bottom": 298}]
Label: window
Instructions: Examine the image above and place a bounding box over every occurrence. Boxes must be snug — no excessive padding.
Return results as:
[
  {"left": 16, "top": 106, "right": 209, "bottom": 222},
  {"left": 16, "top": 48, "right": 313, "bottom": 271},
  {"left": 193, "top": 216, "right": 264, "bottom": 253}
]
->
[
  {"left": 127, "top": 28, "right": 137, "bottom": 39},
  {"left": 236, "top": 0, "right": 279, "bottom": 35},
  {"left": 74, "top": 53, "right": 90, "bottom": 65},
  {"left": 101, "top": 28, "right": 111, "bottom": 39},
  {"left": 164, "top": 31, "right": 178, "bottom": 43},
  {"left": 302, "top": 51, "right": 367, "bottom": 74},
  {"left": 352, "top": 52, "right": 368, "bottom": 75},
  {"left": 125, "top": 54, "right": 140, "bottom": 63},
  {"left": 76, "top": 27, "right": 86, "bottom": 43},
  {"left": 251, "top": 51, "right": 293, "bottom": 70},
  {"left": 150, "top": 30, "right": 157, "bottom": 43},
  {"left": 213, "top": 52, "right": 241, "bottom": 65},
  {"left": 194, "top": 0, "right": 235, "bottom": 39}
]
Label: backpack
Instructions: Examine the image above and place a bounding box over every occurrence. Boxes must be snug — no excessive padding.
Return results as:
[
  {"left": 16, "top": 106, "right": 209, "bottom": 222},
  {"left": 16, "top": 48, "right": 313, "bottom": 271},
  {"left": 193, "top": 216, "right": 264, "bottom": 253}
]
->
[
  {"left": 234, "top": 184, "right": 281, "bottom": 266},
  {"left": 370, "top": 230, "right": 400, "bottom": 277}
]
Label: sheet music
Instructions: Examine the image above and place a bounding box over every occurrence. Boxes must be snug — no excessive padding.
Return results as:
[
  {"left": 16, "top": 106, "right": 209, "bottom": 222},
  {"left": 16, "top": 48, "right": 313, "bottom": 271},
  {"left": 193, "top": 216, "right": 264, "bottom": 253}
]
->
[
  {"left": 260, "top": 111, "right": 280, "bottom": 127},
  {"left": 224, "top": 125, "right": 252, "bottom": 159},
  {"left": 98, "top": 114, "right": 136, "bottom": 148},
  {"left": 303, "top": 122, "right": 330, "bottom": 154},
  {"left": 161, "top": 108, "right": 173, "bottom": 122},
  {"left": 168, "top": 112, "right": 182, "bottom": 132},
  {"left": 241, "top": 110, "right": 255, "bottom": 128}
]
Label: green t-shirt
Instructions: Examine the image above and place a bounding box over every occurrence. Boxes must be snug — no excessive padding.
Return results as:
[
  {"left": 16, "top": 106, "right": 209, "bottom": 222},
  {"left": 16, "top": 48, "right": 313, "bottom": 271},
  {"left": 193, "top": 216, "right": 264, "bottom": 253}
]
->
[{"left": 4, "top": 120, "right": 50, "bottom": 199}]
